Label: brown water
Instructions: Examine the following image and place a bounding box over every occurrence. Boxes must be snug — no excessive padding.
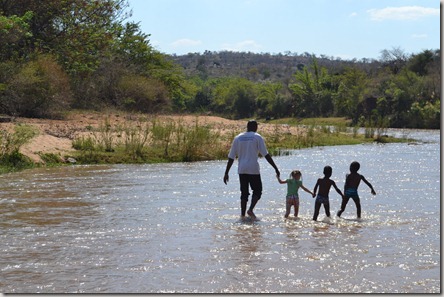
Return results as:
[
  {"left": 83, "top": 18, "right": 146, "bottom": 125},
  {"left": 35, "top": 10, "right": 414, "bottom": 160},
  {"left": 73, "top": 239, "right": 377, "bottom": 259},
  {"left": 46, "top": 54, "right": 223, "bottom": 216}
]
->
[{"left": 0, "top": 129, "right": 439, "bottom": 293}]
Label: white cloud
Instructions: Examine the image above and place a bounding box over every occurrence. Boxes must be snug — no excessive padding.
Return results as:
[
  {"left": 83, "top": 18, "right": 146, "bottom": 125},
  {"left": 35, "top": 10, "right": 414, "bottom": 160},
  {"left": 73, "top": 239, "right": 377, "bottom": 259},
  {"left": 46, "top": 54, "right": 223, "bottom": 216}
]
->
[
  {"left": 221, "top": 40, "right": 263, "bottom": 52},
  {"left": 367, "top": 6, "right": 439, "bottom": 21},
  {"left": 349, "top": 12, "right": 358, "bottom": 17},
  {"left": 170, "top": 38, "right": 202, "bottom": 48},
  {"left": 412, "top": 33, "right": 428, "bottom": 39}
]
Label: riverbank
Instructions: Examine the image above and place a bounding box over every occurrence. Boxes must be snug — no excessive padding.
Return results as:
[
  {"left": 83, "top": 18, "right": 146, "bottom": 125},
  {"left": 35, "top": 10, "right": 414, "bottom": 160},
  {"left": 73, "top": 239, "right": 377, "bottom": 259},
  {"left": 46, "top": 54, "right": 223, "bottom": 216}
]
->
[
  {"left": 2, "top": 111, "right": 304, "bottom": 163},
  {"left": 0, "top": 111, "right": 407, "bottom": 167}
]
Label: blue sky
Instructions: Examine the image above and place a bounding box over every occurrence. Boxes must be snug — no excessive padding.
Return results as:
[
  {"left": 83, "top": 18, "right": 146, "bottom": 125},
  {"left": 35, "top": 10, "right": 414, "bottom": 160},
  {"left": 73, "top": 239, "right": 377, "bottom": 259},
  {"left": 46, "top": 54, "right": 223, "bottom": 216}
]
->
[{"left": 127, "top": 0, "right": 440, "bottom": 60}]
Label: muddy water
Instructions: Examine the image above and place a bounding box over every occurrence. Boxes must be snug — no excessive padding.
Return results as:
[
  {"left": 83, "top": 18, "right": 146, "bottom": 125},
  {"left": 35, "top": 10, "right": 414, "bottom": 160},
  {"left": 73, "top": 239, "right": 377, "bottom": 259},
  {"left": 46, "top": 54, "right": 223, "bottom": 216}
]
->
[{"left": 0, "top": 129, "right": 439, "bottom": 293}]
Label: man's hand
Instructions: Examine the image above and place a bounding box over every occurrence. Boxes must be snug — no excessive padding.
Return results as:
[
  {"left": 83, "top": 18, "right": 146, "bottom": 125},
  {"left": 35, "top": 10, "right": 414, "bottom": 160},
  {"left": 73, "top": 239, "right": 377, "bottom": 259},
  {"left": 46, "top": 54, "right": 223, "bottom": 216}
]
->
[
  {"left": 223, "top": 174, "right": 229, "bottom": 185},
  {"left": 224, "top": 159, "right": 234, "bottom": 185}
]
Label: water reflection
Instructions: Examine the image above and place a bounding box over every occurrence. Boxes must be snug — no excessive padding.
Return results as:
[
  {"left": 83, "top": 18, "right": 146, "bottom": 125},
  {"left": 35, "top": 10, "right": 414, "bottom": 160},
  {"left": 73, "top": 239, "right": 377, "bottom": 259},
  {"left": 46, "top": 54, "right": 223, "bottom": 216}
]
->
[
  {"left": 234, "top": 222, "right": 264, "bottom": 257},
  {"left": 0, "top": 195, "right": 96, "bottom": 228}
]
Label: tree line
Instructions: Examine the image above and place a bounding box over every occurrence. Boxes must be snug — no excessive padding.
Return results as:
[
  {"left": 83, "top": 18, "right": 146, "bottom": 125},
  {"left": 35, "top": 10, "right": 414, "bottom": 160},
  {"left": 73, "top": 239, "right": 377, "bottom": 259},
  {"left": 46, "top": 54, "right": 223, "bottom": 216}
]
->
[
  {"left": 0, "top": 0, "right": 440, "bottom": 129},
  {"left": 175, "top": 49, "right": 440, "bottom": 129}
]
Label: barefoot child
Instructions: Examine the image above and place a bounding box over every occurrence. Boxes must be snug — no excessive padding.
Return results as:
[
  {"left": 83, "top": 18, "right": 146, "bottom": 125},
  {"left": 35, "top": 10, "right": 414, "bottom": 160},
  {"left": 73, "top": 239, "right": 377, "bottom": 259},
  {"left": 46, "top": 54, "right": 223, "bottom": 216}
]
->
[
  {"left": 337, "top": 161, "right": 376, "bottom": 219},
  {"left": 277, "top": 170, "right": 314, "bottom": 218},
  {"left": 312, "top": 166, "right": 344, "bottom": 221}
]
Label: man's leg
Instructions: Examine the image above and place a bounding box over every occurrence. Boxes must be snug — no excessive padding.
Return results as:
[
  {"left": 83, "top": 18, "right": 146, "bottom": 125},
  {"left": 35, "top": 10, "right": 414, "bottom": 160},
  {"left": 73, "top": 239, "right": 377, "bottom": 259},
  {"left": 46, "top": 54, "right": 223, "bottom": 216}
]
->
[
  {"left": 239, "top": 174, "right": 250, "bottom": 217},
  {"left": 240, "top": 200, "right": 248, "bottom": 217},
  {"left": 248, "top": 175, "right": 262, "bottom": 218}
]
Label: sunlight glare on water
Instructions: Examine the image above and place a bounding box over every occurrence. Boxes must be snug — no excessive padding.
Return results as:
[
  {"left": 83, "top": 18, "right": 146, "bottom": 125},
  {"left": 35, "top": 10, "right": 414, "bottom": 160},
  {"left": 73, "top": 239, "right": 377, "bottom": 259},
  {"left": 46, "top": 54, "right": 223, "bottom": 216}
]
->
[{"left": 0, "top": 130, "right": 440, "bottom": 293}]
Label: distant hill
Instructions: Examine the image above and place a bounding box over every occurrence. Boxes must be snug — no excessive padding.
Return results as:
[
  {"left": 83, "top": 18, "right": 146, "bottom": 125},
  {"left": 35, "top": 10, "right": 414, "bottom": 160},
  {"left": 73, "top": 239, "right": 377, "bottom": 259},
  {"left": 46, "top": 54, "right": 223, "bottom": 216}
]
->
[{"left": 170, "top": 51, "right": 381, "bottom": 82}]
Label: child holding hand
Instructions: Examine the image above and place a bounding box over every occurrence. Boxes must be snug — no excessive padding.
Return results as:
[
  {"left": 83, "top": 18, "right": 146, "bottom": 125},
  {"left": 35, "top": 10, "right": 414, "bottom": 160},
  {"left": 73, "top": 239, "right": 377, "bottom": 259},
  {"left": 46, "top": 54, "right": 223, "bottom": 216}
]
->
[
  {"left": 277, "top": 170, "right": 314, "bottom": 218},
  {"left": 312, "top": 165, "right": 344, "bottom": 221}
]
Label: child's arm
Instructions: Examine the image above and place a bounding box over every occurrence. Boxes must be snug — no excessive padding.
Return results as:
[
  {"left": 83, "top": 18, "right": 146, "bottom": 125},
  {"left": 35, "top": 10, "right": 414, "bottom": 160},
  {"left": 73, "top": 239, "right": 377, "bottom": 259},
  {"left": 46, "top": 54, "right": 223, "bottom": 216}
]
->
[
  {"left": 312, "top": 180, "right": 319, "bottom": 198},
  {"left": 301, "top": 184, "right": 314, "bottom": 196},
  {"left": 344, "top": 174, "right": 350, "bottom": 192},
  {"left": 332, "top": 181, "right": 344, "bottom": 198},
  {"left": 361, "top": 175, "right": 376, "bottom": 195},
  {"left": 277, "top": 175, "right": 287, "bottom": 184}
]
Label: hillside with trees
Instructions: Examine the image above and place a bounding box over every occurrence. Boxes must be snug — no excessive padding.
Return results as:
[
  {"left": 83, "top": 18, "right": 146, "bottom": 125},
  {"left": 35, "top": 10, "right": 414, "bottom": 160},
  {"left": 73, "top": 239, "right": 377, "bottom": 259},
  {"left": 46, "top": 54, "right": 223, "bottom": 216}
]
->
[
  {"left": 0, "top": 0, "right": 440, "bottom": 129},
  {"left": 172, "top": 49, "right": 440, "bottom": 128}
]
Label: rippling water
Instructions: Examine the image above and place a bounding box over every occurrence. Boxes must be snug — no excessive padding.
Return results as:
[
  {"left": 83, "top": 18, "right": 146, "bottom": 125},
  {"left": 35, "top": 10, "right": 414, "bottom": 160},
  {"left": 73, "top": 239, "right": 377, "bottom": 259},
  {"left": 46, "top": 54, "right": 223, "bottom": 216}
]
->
[{"left": 0, "top": 130, "right": 440, "bottom": 293}]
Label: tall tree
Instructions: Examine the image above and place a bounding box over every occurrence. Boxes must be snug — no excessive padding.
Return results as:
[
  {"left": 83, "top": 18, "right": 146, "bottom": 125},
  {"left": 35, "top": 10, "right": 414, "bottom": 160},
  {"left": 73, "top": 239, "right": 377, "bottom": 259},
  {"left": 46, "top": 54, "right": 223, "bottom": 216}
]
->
[
  {"left": 334, "top": 67, "right": 368, "bottom": 122},
  {"left": 289, "top": 58, "right": 335, "bottom": 117}
]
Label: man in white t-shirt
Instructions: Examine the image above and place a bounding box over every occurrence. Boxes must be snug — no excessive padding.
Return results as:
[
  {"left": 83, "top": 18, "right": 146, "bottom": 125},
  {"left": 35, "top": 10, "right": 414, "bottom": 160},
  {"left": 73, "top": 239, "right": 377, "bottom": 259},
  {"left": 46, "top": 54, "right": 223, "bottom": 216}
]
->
[{"left": 223, "top": 120, "right": 280, "bottom": 220}]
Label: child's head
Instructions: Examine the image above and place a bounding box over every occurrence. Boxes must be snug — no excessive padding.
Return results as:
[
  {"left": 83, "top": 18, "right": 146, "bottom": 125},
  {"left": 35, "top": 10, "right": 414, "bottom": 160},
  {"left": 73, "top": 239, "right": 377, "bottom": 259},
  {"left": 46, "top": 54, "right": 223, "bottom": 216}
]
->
[
  {"left": 323, "top": 166, "right": 332, "bottom": 178},
  {"left": 350, "top": 161, "right": 360, "bottom": 173},
  {"left": 290, "top": 170, "right": 302, "bottom": 180}
]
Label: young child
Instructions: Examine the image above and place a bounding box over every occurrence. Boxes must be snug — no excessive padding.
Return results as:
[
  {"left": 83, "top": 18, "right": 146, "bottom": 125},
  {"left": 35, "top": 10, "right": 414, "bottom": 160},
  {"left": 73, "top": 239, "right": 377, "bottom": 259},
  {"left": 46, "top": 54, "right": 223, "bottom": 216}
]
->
[
  {"left": 337, "top": 161, "right": 376, "bottom": 219},
  {"left": 277, "top": 170, "right": 314, "bottom": 218},
  {"left": 312, "top": 166, "right": 344, "bottom": 221}
]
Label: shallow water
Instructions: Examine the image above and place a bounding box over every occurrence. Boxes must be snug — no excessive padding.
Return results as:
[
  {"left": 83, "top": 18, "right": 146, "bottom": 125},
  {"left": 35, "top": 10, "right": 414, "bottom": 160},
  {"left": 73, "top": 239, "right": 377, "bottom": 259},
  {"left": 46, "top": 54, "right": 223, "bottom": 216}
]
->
[{"left": 0, "top": 129, "right": 440, "bottom": 293}]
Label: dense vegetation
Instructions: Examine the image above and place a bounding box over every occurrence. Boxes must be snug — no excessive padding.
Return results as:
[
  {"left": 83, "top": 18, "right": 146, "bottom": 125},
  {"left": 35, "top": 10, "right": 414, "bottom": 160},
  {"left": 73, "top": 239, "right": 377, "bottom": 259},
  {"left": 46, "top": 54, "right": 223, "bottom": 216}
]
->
[
  {"left": 175, "top": 49, "right": 440, "bottom": 129},
  {"left": 0, "top": 0, "right": 440, "bottom": 129}
]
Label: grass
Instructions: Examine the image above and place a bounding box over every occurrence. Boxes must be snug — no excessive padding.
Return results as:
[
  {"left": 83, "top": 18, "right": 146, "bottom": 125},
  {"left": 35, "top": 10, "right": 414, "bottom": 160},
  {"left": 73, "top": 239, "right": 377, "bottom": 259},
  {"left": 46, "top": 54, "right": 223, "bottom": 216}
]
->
[
  {"left": 0, "top": 114, "right": 415, "bottom": 173},
  {"left": 69, "top": 116, "right": 413, "bottom": 164},
  {"left": 71, "top": 116, "right": 229, "bottom": 164},
  {"left": 266, "top": 117, "right": 352, "bottom": 127}
]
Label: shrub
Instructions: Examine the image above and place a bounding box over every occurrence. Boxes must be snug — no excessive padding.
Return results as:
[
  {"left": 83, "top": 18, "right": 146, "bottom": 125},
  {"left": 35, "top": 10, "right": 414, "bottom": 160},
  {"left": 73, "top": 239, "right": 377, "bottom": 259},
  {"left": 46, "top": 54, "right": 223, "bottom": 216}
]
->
[
  {"left": 0, "top": 124, "right": 37, "bottom": 172},
  {"left": 117, "top": 74, "right": 171, "bottom": 113},
  {"left": 0, "top": 150, "right": 34, "bottom": 171},
  {"left": 122, "top": 120, "right": 151, "bottom": 159},
  {"left": 0, "top": 124, "right": 38, "bottom": 155},
  {"left": 1, "top": 55, "right": 72, "bottom": 119}
]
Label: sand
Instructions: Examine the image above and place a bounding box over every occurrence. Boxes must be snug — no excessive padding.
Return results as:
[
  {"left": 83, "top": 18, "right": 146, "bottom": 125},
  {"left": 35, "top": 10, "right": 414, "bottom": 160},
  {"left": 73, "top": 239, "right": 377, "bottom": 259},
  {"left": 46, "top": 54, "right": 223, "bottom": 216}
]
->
[{"left": 0, "top": 112, "right": 301, "bottom": 163}]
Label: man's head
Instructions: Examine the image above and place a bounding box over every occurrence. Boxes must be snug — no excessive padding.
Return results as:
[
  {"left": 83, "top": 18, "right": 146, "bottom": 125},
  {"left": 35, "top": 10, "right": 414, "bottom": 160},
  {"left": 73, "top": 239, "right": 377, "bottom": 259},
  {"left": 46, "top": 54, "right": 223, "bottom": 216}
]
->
[{"left": 247, "top": 120, "right": 258, "bottom": 132}]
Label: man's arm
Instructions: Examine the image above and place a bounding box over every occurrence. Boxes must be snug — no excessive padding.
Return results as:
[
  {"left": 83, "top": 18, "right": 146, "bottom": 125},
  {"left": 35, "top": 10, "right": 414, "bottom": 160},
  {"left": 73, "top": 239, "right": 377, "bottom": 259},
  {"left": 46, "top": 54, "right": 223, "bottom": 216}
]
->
[
  {"left": 277, "top": 175, "right": 287, "bottom": 184},
  {"left": 265, "top": 154, "right": 280, "bottom": 177},
  {"left": 223, "top": 158, "right": 234, "bottom": 184}
]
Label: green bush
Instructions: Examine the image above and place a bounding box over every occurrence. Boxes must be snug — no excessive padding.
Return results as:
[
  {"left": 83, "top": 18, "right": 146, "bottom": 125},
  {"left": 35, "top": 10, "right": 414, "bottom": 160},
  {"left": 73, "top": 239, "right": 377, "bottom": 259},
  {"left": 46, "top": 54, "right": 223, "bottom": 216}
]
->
[
  {"left": 39, "top": 153, "right": 64, "bottom": 164},
  {"left": 117, "top": 74, "right": 171, "bottom": 113},
  {"left": 0, "top": 150, "right": 34, "bottom": 171},
  {"left": 0, "top": 55, "right": 72, "bottom": 119},
  {"left": 0, "top": 124, "right": 38, "bottom": 155},
  {"left": 0, "top": 124, "right": 37, "bottom": 172}
]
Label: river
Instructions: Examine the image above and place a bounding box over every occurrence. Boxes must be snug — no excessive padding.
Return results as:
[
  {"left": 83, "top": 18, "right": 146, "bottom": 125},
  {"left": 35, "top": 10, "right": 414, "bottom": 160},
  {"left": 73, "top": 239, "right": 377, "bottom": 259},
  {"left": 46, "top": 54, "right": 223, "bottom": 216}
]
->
[{"left": 0, "top": 129, "right": 440, "bottom": 293}]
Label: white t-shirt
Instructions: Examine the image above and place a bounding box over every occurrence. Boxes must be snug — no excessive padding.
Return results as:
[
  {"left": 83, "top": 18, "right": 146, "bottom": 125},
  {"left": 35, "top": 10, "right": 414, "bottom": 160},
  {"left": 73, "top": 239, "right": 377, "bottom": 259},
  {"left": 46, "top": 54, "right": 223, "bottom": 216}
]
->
[{"left": 228, "top": 131, "right": 269, "bottom": 175}]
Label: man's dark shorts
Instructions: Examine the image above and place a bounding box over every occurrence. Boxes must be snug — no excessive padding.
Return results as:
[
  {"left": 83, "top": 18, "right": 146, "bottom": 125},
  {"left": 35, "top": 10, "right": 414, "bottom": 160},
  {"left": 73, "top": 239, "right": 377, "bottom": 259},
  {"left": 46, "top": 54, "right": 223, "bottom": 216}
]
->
[{"left": 239, "top": 174, "right": 262, "bottom": 201}]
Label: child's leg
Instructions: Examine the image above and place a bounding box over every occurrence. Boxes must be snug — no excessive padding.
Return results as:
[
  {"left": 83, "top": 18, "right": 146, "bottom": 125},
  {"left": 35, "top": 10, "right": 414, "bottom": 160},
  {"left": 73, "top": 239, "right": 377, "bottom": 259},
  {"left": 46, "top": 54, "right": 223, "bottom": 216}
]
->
[
  {"left": 352, "top": 196, "right": 361, "bottom": 218},
  {"left": 337, "top": 196, "right": 350, "bottom": 217},
  {"left": 294, "top": 198, "right": 300, "bottom": 217},
  {"left": 313, "top": 199, "right": 321, "bottom": 221},
  {"left": 324, "top": 200, "right": 331, "bottom": 217},
  {"left": 285, "top": 198, "right": 291, "bottom": 218}
]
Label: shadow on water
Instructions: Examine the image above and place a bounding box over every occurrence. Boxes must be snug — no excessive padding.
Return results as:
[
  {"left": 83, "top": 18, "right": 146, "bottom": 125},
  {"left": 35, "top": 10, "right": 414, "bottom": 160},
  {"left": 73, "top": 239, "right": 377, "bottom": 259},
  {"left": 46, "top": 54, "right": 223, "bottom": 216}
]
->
[{"left": 0, "top": 197, "right": 97, "bottom": 227}]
